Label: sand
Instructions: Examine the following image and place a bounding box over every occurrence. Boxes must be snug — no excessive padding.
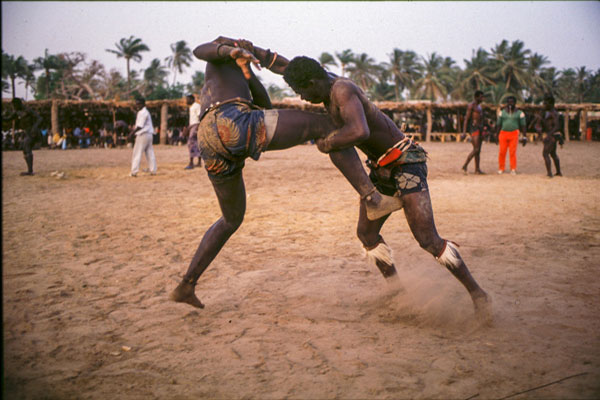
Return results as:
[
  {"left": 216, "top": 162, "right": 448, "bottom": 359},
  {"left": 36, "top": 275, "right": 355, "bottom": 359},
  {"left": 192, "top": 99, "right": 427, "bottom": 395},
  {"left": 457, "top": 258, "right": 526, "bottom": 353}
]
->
[{"left": 3, "top": 140, "right": 600, "bottom": 399}]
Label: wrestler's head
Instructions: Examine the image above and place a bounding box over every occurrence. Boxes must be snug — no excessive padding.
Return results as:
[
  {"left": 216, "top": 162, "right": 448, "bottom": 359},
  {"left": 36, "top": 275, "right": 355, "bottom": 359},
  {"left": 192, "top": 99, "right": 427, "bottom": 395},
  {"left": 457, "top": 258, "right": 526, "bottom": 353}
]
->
[
  {"left": 283, "top": 56, "right": 329, "bottom": 104},
  {"left": 543, "top": 93, "right": 555, "bottom": 109},
  {"left": 186, "top": 94, "right": 196, "bottom": 106},
  {"left": 474, "top": 90, "right": 484, "bottom": 103},
  {"left": 11, "top": 97, "right": 24, "bottom": 111}
]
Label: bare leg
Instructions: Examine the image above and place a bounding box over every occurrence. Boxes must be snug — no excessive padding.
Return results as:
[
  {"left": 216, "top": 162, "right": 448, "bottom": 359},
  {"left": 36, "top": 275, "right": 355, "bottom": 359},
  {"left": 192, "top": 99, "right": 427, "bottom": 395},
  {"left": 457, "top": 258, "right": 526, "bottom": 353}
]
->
[
  {"left": 267, "top": 109, "right": 401, "bottom": 220},
  {"left": 542, "top": 138, "right": 553, "bottom": 177},
  {"left": 356, "top": 203, "right": 398, "bottom": 279},
  {"left": 171, "top": 172, "right": 247, "bottom": 308},
  {"left": 401, "top": 190, "right": 490, "bottom": 313},
  {"left": 462, "top": 135, "right": 483, "bottom": 174},
  {"left": 550, "top": 143, "right": 561, "bottom": 176}
]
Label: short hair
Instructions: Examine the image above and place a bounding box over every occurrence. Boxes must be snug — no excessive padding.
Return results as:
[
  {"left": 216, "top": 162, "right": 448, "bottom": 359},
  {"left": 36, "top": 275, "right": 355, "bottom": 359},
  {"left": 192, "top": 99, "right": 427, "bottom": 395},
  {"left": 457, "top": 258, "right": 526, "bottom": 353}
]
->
[
  {"left": 474, "top": 90, "right": 484, "bottom": 98},
  {"left": 506, "top": 96, "right": 516, "bottom": 103},
  {"left": 135, "top": 97, "right": 146, "bottom": 105},
  {"left": 186, "top": 94, "right": 195, "bottom": 101},
  {"left": 544, "top": 93, "right": 555, "bottom": 106},
  {"left": 283, "top": 56, "right": 328, "bottom": 89}
]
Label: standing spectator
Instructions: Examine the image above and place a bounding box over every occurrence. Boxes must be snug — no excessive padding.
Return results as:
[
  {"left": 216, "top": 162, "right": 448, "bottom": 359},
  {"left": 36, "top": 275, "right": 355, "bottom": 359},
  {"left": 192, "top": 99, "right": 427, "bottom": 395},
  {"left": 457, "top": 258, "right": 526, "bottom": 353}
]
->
[
  {"left": 128, "top": 97, "right": 157, "bottom": 177},
  {"left": 73, "top": 126, "right": 82, "bottom": 148},
  {"left": 114, "top": 120, "right": 129, "bottom": 147},
  {"left": 3, "top": 98, "right": 42, "bottom": 175},
  {"left": 183, "top": 94, "right": 202, "bottom": 169},
  {"left": 42, "top": 128, "right": 50, "bottom": 148},
  {"left": 495, "top": 96, "right": 526, "bottom": 175}
]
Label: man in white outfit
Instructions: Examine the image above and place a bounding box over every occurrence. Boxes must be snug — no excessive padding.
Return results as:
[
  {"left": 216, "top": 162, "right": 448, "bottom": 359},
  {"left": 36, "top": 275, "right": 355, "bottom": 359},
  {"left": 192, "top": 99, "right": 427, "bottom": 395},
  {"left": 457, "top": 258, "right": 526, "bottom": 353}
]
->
[
  {"left": 183, "top": 94, "right": 202, "bottom": 169},
  {"left": 129, "top": 97, "right": 157, "bottom": 177}
]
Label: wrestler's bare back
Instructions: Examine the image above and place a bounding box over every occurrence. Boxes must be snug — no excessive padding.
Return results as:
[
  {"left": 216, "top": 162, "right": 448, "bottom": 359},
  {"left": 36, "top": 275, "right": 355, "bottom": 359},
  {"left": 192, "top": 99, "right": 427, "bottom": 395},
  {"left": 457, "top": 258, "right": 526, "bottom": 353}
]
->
[
  {"left": 200, "top": 62, "right": 253, "bottom": 112},
  {"left": 326, "top": 79, "right": 405, "bottom": 159}
]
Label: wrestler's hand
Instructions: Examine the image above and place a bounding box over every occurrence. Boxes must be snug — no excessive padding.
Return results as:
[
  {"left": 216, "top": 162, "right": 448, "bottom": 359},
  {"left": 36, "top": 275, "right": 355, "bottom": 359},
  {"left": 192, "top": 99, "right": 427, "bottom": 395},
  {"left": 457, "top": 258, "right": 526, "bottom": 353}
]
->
[
  {"left": 230, "top": 48, "right": 261, "bottom": 80},
  {"left": 235, "top": 38, "right": 254, "bottom": 53}
]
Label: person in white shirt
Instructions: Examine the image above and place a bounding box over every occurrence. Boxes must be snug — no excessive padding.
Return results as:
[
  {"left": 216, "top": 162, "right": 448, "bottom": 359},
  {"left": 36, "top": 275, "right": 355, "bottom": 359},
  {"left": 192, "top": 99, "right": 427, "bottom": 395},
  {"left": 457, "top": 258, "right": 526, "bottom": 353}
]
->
[
  {"left": 183, "top": 94, "right": 202, "bottom": 169},
  {"left": 128, "top": 97, "right": 157, "bottom": 177}
]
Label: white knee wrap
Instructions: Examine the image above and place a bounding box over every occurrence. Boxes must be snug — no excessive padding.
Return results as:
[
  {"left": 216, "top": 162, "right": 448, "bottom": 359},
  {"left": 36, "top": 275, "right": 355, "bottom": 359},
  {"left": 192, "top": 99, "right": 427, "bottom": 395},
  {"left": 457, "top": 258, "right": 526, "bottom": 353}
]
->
[
  {"left": 435, "top": 240, "right": 461, "bottom": 270},
  {"left": 364, "top": 241, "right": 394, "bottom": 268}
]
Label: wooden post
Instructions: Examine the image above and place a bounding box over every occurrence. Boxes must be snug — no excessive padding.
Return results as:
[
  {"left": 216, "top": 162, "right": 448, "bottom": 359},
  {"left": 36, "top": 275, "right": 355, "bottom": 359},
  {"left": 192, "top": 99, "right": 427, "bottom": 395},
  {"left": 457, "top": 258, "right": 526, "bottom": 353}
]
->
[
  {"left": 51, "top": 100, "right": 59, "bottom": 135},
  {"left": 426, "top": 105, "right": 432, "bottom": 142},
  {"left": 563, "top": 110, "right": 570, "bottom": 142},
  {"left": 582, "top": 109, "right": 588, "bottom": 141},
  {"left": 160, "top": 102, "right": 168, "bottom": 145}
]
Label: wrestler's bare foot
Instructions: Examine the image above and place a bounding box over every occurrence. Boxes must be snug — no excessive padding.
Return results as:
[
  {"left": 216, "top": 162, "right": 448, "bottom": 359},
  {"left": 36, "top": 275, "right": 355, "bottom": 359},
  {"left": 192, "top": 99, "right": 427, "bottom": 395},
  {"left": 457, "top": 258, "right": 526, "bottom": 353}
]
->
[
  {"left": 462, "top": 166, "right": 468, "bottom": 175},
  {"left": 475, "top": 170, "right": 486, "bottom": 175},
  {"left": 20, "top": 171, "right": 34, "bottom": 176},
  {"left": 170, "top": 281, "right": 205, "bottom": 309},
  {"left": 365, "top": 191, "right": 404, "bottom": 221},
  {"left": 471, "top": 289, "right": 493, "bottom": 324}
]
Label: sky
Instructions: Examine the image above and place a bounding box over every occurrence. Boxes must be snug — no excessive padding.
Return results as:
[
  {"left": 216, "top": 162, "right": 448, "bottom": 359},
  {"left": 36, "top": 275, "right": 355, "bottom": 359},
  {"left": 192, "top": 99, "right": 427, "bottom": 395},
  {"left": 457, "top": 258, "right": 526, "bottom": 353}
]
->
[{"left": 2, "top": 1, "right": 600, "bottom": 99}]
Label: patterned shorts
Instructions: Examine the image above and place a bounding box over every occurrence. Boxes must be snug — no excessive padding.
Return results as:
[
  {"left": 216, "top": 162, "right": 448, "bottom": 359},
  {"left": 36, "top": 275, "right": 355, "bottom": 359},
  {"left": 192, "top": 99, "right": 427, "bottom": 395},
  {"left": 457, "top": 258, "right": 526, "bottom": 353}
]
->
[
  {"left": 369, "top": 162, "right": 429, "bottom": 197},
  {"left": 197, "top": 102, "right": 268, "bottom": 182}
]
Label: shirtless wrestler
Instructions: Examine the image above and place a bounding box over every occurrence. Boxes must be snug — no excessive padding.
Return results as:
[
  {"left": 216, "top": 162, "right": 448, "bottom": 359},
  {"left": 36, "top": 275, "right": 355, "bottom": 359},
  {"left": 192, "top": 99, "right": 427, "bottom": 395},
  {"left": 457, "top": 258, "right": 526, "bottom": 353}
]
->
[
  {"left": 461, "top": 90, "right": 486, "bottom": 174},
  {"left": 280, "top": 56, "right": 490, "bottom": 317},
  {"left": 170, "top": 37, "right": 401, "bottom": 309},
  {"left": 541, "top": 94, "right": 562, "bottom": 178}
]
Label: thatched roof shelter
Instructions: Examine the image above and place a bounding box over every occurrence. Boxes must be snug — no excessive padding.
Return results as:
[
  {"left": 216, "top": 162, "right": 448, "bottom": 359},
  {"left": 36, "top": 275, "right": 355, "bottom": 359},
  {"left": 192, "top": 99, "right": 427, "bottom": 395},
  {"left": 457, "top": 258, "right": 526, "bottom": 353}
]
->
[{"left": 3, "top": 97, "right": 599, "bottom": 143}]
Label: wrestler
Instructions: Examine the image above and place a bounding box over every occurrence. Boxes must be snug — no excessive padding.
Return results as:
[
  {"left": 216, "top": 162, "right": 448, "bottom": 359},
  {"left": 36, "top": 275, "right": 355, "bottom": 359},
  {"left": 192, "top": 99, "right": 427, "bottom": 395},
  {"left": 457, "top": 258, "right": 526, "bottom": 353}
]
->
[
  {"left": 279, "top": 56, "right": 490, "bottom": 317},
  {"left": 3, "top": 98, "right": 42, "bottom": 176},
  {"left": 541, "top": 94, "right": 562, "bottom": 178},
  {"left": 461, "top": 90, "right": 486, "bottom": 174},
  {"left": 170, "top": 37, "right": 401, "bottom": 309}
]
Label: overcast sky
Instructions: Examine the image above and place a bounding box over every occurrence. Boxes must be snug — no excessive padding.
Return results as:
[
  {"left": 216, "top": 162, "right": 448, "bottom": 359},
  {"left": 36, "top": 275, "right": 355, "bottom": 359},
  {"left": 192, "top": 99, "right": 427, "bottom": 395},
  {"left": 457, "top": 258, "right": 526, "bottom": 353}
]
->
[{"left": 2, "top": 1, "right": 600, "bottom": 99}]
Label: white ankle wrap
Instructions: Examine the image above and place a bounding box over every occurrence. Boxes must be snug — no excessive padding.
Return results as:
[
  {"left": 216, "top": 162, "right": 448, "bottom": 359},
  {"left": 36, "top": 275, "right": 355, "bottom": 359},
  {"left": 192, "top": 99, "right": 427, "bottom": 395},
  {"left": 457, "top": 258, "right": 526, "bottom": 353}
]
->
[
  {"left": 435, "top": 240, "right": 461, "bottom": 270},
  {"left": 365, "top": 241, "right": 394, "bottom": 267}
]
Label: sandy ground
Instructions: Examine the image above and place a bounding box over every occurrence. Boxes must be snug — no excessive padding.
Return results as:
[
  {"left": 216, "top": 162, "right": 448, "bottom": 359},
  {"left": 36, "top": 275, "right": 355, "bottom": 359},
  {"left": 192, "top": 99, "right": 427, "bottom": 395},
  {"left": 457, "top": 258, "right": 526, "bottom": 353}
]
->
[{"left": 2, "top": 139, "right": 600, "bottom": 399}]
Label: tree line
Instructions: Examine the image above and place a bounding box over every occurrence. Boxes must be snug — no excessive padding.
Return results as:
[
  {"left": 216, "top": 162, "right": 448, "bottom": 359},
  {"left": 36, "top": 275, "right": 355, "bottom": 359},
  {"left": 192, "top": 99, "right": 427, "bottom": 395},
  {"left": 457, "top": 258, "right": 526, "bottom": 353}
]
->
[{"left": 2, "top": 37, "right": 599, "bottom": 104}]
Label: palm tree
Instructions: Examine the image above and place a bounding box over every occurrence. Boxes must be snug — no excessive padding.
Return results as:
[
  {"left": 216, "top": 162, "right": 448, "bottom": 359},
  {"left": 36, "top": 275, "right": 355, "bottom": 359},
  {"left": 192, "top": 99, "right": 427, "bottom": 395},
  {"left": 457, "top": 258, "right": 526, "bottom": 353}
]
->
[
  {"left": 387, "top": 49, "right": 423, "bottom": 101},
  {"left": 457, "top": 48, "right": 494, "bottom": 98},
  {"left": 186, "top": 70, "right": 205, "bottom": 95},
  {"left": 412, "top": 53, "right": 447, "bottom": 102},
  {"left": 540, "top": 67, "right": 560, "bottom": 97},
  {"left": 346, "top": 52, "right": 381, "bottom": 92},
  {"left": 527, "top": 52, "right": 551, "bottom": 102},
  {"left": 318, "top": 52, "right": 337, "bottom": 70},
  {"left": 490, "top": 39, "right": 531, "bottom": 100},
  {"left": 21, "top": 64, "right": 37, "bottom": 100},
  {"left": 106, "top": 36, "right": 150, "bottom": 95},
  {"left": 557, "top": 68, "right": 577, "bottom": 103},
  {"left": 143, "top": 58, "right": 168, "bottom": 96},
  {"left": 440, "top": 56, "right": 460, "bottom": 99},
  {"left": 486, "top": 82, "right": 510, "bottom": 105},
  {"left": 335, "top": 49, "right": 354, "bottom": 77},
  {"left": 574, "top": 66, "right": 590, "bottom": 103},
  {"left": 165, "top": 40, "right": 193, "bottom": 86},
  {"left": 1, "top": 51, "right": 29, "bottom": 99},
  {"left": 33, "top": 49, "right": 61, "bottom": 99}
]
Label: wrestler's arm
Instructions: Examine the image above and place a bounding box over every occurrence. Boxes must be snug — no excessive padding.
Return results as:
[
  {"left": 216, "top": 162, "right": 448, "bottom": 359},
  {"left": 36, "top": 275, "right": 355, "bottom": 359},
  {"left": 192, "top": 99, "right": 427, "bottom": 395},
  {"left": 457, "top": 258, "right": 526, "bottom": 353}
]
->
[
  {"left": 193, "top": 40, "right": 259, "bottom": 79},
  {"left": 550, "top": 110, "right": 559, "bottom": 135},
  {"left": 319, "top": 83, "right": 370, "bottom": 152},
  {"left": 463, "top": 104, "right": 472, "bottom": 134},
  {"left": 247, "top": 67, "right": 272, "bottom": 109}
]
